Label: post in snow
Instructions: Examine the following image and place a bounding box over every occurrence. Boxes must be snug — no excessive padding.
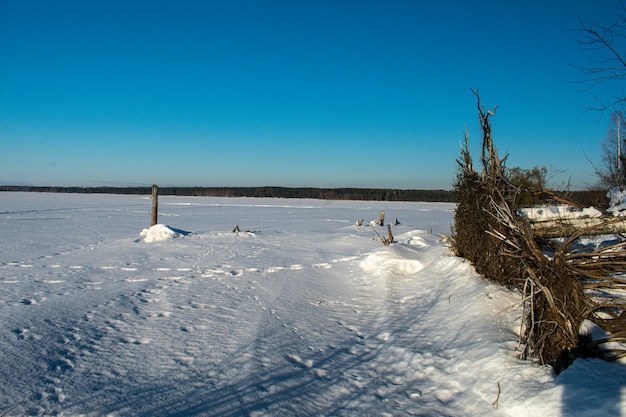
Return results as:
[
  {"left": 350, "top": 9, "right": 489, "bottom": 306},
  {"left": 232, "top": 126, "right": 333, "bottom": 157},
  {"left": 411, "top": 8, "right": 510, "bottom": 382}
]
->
[{"left": 151, "top": 184, "right": 158, "bottom": 226}]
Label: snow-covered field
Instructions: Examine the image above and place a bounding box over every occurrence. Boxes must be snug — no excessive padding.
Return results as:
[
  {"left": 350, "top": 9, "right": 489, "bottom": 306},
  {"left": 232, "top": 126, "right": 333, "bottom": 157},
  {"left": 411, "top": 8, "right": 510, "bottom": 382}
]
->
[{"left": 0, "top": 192, "right": 624, "bottom": 417}]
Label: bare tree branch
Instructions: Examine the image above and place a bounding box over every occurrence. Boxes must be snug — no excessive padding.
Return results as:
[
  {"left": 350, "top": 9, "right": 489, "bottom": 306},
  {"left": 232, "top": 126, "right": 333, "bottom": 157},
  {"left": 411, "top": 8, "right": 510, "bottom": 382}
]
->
[{"left": 575, "top": 7, "right": 626, "bottom": 113}]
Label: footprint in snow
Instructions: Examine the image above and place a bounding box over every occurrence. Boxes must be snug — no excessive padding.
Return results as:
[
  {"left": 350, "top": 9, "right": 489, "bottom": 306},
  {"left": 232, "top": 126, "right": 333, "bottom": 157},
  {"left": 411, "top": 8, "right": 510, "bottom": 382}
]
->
[
  {"left": 121, "top": 336, "right": 150, "bottom": 345},
  {"left": 44, "top": 386, "right": 66, "bottom": 404},
  {"left": 265, "top": 266, "right": 286, "bottom": 273},
  {"left": 334, "top": 256, "right": 358, "bottom": 262},
  {"left": 174, "top": 354, "right": 194, "bottom": 366},
  {"left": 159, "top": 276, "right": 185, "bottom": 281},
  {"left": 21, "top": 297, "right": 45, "bottom": 305},
  {"left": 338, "top": 321, "right": 364, "bottom": 338},
  {"left": 285, "top": 353, "right": 313, "bottom": 369},
  {"left": 14, "top": 327, "right": 42, "bottom": 340},
  {"left": 376, "top": 332, "right": 391, "bottom": 342}
]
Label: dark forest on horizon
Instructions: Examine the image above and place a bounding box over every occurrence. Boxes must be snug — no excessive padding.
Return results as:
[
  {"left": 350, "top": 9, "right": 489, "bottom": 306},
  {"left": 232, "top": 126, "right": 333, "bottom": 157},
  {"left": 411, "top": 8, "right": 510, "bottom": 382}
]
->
[
  {"left": 0, "top": 185, "right": 456, "bottom": 202},
  {"left": 0, "top": 185, "right": 609, "bottom": 207}
]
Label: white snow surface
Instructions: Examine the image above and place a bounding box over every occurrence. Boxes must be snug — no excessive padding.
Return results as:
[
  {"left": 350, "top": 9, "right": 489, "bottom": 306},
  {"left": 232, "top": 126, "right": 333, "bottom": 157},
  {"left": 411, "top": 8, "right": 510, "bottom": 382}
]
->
[
  {"left": 518, "top": 205, "right": 602, "bottom": 221},
  {"left": 608, "top": 187, "right": 626, "bottom": 216},
  {"left": 1, "top": 192, "right": 625, "bottom": 417},
  {"left": 139, "top": 224, "right": 187, "bottom": 243}
]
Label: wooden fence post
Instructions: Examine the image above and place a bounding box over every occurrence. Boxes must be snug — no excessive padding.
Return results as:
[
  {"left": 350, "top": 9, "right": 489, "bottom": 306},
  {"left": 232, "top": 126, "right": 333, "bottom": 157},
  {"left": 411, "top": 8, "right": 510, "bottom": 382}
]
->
[{"left": 151, "top": 184, "right": 158, "bottom": 226}]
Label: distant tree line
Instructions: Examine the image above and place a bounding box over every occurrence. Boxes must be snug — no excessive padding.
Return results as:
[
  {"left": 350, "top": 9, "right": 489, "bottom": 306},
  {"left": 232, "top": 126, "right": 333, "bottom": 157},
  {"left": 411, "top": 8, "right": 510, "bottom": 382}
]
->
[
  {"left": 0, "top": 185, "right": 607, "bottom": 207},
  {"left": 0, "top": 185, "right": 457, "bottom": 202}
]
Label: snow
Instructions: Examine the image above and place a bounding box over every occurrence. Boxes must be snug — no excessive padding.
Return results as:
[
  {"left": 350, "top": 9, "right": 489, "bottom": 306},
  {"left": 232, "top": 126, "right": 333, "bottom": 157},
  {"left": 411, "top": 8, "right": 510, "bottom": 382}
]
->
[
  {"left": 139, "top": 224, "right": 189, "bottom": 243},
  {"left": 518, "top": 205, "right": 602, "bottom": 221},
  {"left": 608, "top": 187, "right": 626, "bottom": 216},
  {"left": 1, "top": 192, "right": 625, "bottom": 416}
]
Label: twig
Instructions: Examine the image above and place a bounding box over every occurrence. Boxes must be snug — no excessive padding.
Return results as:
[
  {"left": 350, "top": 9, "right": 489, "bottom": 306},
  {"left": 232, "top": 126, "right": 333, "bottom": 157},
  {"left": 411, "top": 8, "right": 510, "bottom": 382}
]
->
[
  {"left": 370, "top": 224, "right": 389, "bottom": 246},
  {"left": 1, "top": 402, "right": 22, "bottom": 417},
  {"left": 493, "top": 381, "right": 501, "bottom": 409}
]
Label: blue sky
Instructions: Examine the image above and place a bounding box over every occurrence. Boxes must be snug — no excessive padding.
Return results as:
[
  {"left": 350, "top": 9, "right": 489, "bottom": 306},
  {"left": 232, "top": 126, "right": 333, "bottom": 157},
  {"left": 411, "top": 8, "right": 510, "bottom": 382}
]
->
[{"left": 0, "top": 1, "right": 622, "bottom": 190}]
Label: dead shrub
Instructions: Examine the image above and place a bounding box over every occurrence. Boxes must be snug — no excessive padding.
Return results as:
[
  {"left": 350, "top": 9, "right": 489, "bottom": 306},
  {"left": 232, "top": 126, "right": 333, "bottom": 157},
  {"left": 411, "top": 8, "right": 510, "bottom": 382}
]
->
[{"left": 451, "top": 90, "right": 592, "bottom": 371}]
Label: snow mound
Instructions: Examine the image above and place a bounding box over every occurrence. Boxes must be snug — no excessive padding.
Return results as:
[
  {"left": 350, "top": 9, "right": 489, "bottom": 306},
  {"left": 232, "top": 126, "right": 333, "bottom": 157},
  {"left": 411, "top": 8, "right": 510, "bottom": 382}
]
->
[
  {"left": 406, "top": 235, "right": 429, "bottom": 247},
  {"left": 360, "top": 245, "right": 425, "bottom": 276},
  {"left": 139, "top": 224, "right": 187, "bottom": 243}
]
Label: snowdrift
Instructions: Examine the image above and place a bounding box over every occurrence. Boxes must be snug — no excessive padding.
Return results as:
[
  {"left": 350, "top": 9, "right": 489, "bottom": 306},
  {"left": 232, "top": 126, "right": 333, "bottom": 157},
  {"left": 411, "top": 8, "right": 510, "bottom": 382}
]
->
[{"left": 139, "top": 224, "right": 190, "bottom": 242}]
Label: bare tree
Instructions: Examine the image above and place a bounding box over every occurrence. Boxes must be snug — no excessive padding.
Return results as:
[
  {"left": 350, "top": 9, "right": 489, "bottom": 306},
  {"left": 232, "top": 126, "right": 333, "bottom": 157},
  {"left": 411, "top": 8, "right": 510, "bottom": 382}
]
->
[
  {"left": 577, "top": 6, "right": 626, "bottom": 112},
  {"left": 593, "top": 111, "right": 626, "bottom": 188}
]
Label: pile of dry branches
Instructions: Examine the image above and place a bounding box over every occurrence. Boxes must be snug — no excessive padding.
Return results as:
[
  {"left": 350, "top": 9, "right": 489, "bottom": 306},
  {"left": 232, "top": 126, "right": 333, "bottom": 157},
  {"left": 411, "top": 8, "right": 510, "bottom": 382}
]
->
[{"left": 451, "top": 90, "right": 626, "bottom": 372}]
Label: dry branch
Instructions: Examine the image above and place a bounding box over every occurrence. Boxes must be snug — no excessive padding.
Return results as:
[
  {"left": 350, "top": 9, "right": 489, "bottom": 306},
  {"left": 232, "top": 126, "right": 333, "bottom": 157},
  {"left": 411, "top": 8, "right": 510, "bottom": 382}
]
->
[{"left": 530, "top": 216, "right": 626, "bottom": 239}]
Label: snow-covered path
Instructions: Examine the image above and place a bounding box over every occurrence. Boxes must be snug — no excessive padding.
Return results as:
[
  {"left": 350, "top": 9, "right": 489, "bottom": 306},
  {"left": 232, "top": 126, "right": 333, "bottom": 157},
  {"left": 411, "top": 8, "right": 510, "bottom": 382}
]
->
[{"left": 1, "top": 193, "right": 624, "bottom": 416}]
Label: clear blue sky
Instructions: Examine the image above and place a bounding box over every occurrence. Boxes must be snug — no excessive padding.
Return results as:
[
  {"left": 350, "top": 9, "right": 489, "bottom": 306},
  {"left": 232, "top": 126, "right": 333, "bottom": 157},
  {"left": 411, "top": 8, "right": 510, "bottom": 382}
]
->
[{"left": 0, "top": 1, "right": 622, "bottom": 190}]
